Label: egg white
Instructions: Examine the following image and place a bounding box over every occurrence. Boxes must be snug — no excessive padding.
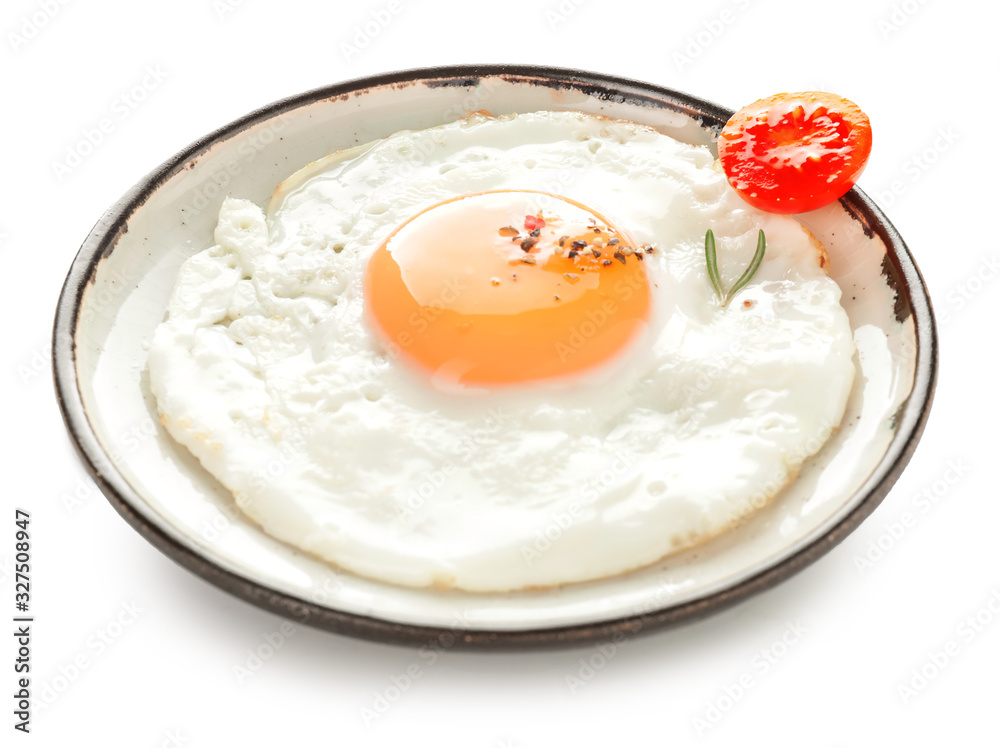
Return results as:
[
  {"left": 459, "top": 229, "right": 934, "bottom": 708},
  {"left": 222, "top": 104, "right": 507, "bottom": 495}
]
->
[{"left": 148, "top": 111, "right": 856, "bottom": 592}]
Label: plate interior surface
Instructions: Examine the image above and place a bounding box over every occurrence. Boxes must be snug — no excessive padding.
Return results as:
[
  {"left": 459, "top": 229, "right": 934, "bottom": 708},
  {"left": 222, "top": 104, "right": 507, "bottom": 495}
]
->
[{"left": 53, "top": 66, "right": 936, "bottom": 646}]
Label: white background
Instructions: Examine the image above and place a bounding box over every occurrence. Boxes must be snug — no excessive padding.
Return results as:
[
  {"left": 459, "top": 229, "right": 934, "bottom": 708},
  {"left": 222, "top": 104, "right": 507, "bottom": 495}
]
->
[{"left": 3, "top": 0, "right": 997, "bottom": 744}]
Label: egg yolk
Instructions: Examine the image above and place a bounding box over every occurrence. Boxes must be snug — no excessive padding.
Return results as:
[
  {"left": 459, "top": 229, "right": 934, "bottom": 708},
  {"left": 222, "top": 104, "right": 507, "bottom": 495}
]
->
[{"left": 364, "top": 190, "right": 651, "bottom": 387}]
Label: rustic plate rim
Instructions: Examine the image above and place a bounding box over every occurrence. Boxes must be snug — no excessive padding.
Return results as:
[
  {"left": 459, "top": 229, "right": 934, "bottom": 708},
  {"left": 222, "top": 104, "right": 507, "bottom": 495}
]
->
[{"left": 51, "top": 63, "right": 938, "bottom": 649}]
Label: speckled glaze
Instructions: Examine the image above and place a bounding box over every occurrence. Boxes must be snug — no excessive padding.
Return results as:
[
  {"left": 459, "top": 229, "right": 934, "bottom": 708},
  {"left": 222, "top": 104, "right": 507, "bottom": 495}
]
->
[{"left": 53, "top": 65, "right": 937, "bottom": 648}]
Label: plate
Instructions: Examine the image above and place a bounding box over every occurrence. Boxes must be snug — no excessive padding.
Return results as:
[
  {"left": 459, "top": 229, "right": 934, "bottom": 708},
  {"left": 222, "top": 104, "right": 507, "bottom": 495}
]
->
[{"left": 53, "top": 65, "right": 937, "bottom": 648}]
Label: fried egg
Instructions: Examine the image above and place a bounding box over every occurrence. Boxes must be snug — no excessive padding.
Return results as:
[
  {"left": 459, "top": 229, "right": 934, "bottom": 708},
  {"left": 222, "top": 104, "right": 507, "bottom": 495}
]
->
[{"left": 148, "top": 110, "right": 856, "bottom": 592}]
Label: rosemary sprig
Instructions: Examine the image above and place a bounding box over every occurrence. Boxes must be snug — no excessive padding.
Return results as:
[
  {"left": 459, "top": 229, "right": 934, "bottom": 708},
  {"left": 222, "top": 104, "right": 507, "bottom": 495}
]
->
[
  {"left": 704, "top": 229, "right": 725, "bottom": 302},
  {"left": 704, "top": 228, "right": 766, "bottom": 307}
]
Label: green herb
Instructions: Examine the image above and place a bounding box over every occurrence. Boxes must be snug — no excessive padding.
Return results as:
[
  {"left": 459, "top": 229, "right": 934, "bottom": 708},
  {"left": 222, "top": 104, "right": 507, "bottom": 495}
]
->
[
  {"left": 704, "top": 229, "right": 724, "bottom": 302},
  {"left": 704, "top": 229, "right": 766, "bottom": 307}
]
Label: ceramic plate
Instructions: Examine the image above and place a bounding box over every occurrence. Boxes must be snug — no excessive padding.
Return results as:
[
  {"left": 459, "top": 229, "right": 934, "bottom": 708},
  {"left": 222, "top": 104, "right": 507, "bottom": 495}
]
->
[{"left": 53, "top": 65, "right": 937, "bottom": 648}]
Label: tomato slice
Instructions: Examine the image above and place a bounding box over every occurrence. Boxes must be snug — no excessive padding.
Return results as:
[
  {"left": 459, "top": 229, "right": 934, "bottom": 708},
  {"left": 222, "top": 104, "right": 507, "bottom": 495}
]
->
[{"left": 717, "top": 91, "right": 872, "bottom": 214}]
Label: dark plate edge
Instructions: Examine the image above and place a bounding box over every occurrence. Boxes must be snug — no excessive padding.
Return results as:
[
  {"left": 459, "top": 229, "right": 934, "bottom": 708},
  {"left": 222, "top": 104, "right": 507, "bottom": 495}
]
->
[{"left": 51, "top": 64, "right": 938, "bottom": 650}]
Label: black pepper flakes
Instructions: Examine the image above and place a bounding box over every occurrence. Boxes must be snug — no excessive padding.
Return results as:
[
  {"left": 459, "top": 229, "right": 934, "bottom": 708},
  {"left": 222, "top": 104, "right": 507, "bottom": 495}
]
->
[
  {"left": 613, "top": 250, "right": 626, "bottom": 265},
  {"left": 601, "top": 259, "right": 612, "bottom": 267},
  {"left": 592, "top": 249, "right": 602, "bottom": 258},
  {"left": 529, "top": 229, "right": 541, "bottom": 238},
  {"left": 520, "top": 237, "right": 537, "bottom": 251},
  {"left": 643, "top": 244, "right": 655, "bottom": 254},
  {"left": 558, "top": 235, "right": 569, "bottom": 246},
  {"left": 607, "top": 237, "right": 619, "bottom": 246},
  {"left": 571, "top": 240, "right": 588, "bottom": 250},
  {"left": 567, "top": 249, "right": 579, "bottom": 259}
]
